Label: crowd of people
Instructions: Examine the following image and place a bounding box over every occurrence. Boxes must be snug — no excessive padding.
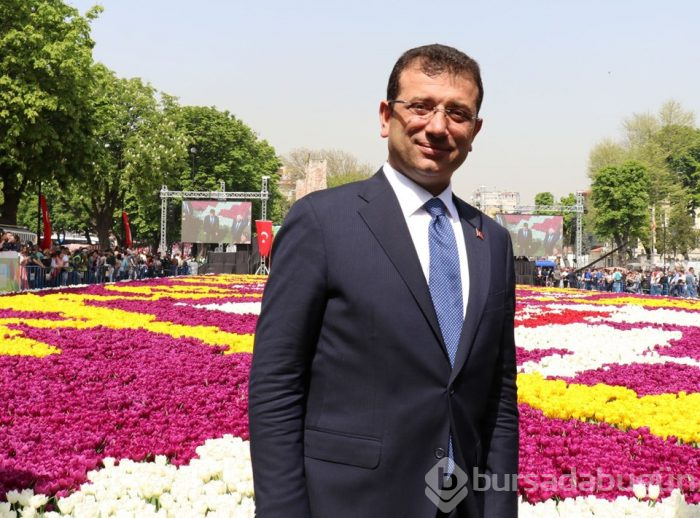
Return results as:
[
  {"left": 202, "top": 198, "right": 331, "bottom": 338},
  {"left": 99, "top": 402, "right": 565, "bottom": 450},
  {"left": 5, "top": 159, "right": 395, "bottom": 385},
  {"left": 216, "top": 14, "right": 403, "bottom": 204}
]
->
[
  {"left": 536, "top": 264, "right": 698, "bottom": 298},
  {"left": 14, "top": 241, "right": 194, "bottom": 291}
]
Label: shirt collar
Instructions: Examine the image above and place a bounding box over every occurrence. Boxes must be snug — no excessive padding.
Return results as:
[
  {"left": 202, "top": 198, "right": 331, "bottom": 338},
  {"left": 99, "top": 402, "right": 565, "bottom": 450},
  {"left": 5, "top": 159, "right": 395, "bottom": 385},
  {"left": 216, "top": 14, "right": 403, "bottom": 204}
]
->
[{"left": 382, "top": 162, "right": 459, "bottom": 222}]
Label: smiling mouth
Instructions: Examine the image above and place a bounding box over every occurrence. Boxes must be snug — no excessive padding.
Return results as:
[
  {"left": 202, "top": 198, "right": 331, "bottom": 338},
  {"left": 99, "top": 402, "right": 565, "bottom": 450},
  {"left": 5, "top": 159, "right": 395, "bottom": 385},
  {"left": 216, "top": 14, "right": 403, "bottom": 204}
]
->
[{"left": 416, "top": 142, "right": 451, "bottom": 155}]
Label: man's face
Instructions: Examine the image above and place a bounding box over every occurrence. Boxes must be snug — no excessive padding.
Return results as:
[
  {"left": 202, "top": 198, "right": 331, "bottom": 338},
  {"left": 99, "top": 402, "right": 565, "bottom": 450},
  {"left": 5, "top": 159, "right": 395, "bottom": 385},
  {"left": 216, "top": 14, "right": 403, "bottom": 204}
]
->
[{"left": 379, "top": 62, "right": 482, "bottom": 195}]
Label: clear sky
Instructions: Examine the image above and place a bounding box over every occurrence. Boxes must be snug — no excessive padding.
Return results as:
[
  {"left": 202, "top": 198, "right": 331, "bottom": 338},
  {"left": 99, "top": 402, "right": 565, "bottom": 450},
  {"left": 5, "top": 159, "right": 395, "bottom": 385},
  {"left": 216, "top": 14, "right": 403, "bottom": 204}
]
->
[{"left": 67, "top": 0, "right": 700, "bottom": 205}]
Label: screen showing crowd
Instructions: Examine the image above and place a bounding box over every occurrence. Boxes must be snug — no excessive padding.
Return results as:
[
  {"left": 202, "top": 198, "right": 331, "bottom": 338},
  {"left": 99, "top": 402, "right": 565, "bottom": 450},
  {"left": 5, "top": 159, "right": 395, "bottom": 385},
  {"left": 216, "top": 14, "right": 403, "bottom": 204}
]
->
[
  {"left": 495, "top": 214, "right": 564, "bottom": 258},
  {"left": 181, "top": 201, "right": 252, "bottom": 244}
]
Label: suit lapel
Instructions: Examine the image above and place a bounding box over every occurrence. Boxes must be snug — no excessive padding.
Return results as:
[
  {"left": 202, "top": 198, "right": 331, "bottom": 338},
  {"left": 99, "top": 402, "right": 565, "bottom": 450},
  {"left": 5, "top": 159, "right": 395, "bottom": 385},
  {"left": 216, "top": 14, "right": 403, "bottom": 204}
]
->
[
  {"left": 357, "top": 172, "right": 445, "bottom": 350},
  {"left": 450, "top": 199, "right": 490, "bottom": 384}
]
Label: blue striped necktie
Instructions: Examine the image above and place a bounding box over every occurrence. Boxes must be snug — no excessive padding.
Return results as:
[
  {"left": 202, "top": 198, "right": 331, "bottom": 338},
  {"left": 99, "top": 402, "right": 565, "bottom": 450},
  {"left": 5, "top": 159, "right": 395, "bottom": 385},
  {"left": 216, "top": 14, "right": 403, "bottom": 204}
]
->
[{"left": 425, "top": 197, "right": 463, "bottom": 475}]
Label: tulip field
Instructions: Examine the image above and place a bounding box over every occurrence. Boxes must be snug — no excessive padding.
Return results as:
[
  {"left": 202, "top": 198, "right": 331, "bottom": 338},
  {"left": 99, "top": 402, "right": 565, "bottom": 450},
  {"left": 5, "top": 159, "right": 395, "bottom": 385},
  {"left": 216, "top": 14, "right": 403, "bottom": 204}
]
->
[{"left": 0, "top": 275, "right": 699, "bottom": 517}]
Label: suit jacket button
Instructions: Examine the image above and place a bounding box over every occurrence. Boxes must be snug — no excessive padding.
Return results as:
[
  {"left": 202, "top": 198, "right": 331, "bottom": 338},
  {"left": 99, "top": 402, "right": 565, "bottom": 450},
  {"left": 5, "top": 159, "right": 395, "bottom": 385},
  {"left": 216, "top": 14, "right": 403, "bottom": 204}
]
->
[
  {"left": 434, "top": 448, "right": 446, "bottom": 459},
  {"left": 449, "top": 387, "right": 455, "bottom": 396}
]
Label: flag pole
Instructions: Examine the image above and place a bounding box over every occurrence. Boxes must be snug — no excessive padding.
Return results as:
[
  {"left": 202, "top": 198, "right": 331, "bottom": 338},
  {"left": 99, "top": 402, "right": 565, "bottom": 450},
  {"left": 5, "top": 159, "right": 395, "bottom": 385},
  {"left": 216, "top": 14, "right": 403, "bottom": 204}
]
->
[{"left": 37, "top": 181, "right": 42, "bottom": 246}]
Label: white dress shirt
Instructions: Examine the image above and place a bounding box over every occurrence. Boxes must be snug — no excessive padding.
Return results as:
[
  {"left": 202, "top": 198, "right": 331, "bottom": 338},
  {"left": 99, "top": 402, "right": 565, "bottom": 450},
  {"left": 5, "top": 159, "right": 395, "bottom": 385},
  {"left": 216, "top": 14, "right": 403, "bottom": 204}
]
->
[{"left": 383, "top": 163, "right": 469, "bottom": 318}]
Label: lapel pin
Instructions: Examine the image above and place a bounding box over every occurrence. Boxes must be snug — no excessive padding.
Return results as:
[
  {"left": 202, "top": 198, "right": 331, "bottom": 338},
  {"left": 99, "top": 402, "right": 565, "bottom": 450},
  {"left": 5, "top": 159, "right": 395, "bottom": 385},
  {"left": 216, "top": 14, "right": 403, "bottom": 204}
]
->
[{"left": 475, "top": 228, "right": 485, "bottom": 240}]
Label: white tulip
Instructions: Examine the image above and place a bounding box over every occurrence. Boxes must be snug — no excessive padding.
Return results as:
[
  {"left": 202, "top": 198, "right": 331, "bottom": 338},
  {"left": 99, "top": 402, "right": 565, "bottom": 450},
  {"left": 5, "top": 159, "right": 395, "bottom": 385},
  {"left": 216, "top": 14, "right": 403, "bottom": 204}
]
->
[
  {"left": 648, "top": 484, "right": 661, "bottom": 501},
  {"left": 633, "top": 483, "right": 647, "bottom": 499}
]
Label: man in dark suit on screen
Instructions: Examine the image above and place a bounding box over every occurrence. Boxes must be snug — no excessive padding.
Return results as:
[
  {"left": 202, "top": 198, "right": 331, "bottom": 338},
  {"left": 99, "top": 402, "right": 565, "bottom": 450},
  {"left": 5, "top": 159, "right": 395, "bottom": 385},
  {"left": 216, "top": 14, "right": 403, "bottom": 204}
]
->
[
  {"left": 249, "top": 44, "right": 518, "bottom": 518},
  {"left": 516, "top": 222, "right": 533, "bottom": 258},
  {"left": 202, "top": 208, "right": 220, "bottom": 244},
  {"left": 231, "top": 212, "right": 251, "bottom": 244}
]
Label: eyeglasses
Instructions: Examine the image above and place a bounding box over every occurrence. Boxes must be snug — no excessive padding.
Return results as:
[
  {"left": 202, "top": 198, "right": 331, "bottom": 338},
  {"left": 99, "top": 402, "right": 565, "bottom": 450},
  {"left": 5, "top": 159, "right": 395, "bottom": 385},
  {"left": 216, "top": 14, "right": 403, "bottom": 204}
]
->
[{"left": 389, "top": 100, "right": 479, "bottom": 126}]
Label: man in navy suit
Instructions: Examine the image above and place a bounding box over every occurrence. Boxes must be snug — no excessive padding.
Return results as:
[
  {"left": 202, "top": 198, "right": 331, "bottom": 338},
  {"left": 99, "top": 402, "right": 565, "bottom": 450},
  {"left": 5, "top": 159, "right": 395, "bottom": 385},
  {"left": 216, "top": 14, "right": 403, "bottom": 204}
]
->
[
  {"left": 516, "top": 222, "right": 533, "bottom": 257},
  {"left": 249, "top": 44, "right": 518, "bottom": 518},
  {"left": 202, "top": 208, "right": 220, "bottom": 243}
]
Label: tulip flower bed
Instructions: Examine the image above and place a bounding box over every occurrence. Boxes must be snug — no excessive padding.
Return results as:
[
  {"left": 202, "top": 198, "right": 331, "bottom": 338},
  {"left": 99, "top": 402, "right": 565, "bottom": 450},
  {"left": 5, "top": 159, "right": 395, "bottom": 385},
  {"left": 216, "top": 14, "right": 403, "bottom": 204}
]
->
[{"left": 0, "top": 277, "right": 699, "bottom": 517}]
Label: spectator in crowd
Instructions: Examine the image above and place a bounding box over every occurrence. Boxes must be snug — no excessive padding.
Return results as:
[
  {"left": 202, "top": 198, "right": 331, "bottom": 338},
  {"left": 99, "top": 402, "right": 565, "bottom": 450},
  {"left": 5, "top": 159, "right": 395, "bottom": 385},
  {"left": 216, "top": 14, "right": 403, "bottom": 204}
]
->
[
  {"left": 552, "top": 266, "right": 562, "bottom": 287},
  {"left": 626, "top": 270, "right": 641, "bottom": 294},
  {"left": 612, "top": 268, "right": 623, "bottom": 293},
  {"left": 49, "top": 251, "right": 64, "bottom": 286},
  {"left": 19, "top": 246, "right": 30, "bottom": 290},
  {"left": 669, "top": 267, "right": 685, "bottom": 297},
  {"left": 583, "top": 269, "right": 593, "bottom": 290},
  {"left": 650, "top": 268, "right": 662, "bottom": 296},
  {"left": 686, "top": 267, "right": 698, "bottom": 299}
]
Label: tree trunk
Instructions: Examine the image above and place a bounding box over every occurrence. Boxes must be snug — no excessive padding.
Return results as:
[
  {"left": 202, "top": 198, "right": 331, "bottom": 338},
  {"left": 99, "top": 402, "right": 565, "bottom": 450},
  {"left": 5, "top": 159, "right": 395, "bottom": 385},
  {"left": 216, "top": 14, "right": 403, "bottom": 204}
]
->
[
  {"left": 0, "top": 166, "right": 22, "bottom": 225},
  {"left": 92, "top": 205, "right": 114, "bottom": 251},
  {"left": 614, "top": 235, "right": 627, "bottom": 266}
]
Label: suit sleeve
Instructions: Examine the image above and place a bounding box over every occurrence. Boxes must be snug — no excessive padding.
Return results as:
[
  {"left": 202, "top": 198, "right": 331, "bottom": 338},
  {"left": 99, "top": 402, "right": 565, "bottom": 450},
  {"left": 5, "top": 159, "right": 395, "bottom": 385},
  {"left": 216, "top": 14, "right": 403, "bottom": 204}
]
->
[
  {"left": 481, "top": 232, "right": 519, "bottom": 517},
  {"left": 248, "top": 197, "right": 327, "bottom": 517}
]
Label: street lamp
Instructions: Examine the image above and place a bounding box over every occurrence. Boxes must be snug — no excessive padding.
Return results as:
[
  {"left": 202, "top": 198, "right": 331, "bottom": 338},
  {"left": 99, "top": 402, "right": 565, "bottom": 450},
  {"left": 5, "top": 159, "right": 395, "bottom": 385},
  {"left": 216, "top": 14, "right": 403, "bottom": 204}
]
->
[
  {"left": 662, "top": 210, "right": 668, "bottom": 270},
  {"left": 190, "top": 146, "right": 197, "bottom": 186}
]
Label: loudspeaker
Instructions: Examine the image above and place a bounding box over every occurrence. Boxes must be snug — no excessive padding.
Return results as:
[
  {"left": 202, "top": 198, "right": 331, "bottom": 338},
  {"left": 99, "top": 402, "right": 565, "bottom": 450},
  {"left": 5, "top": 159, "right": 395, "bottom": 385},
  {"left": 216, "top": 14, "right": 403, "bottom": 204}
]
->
[{"left": 206, "top": 252, "right": 237, "bottom": 273}]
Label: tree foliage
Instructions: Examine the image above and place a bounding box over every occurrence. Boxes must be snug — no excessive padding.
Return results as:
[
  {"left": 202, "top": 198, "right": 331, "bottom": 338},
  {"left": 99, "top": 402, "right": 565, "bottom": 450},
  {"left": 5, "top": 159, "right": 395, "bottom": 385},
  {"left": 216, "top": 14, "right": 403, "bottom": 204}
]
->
[
  {"left": 18, "top": 66, "right": 188, "bottom": 248},
  {"left": 591, "top": 161, "right": 651, "bottom": 262},
  {"left": 534, "top": 192, "right": 555, "bottom": 215},
  {"left": 588, "top": 101, "right": 700, "bottom": 258},
  {"left": 172, "top": 105, "right": 283, "bottom": 225},
  {"left": 0, "top": 0, "right": 100, "bottom": 224},
  {"left": 559, "top": 193, "right": 577, "bottom": 248},
  {"left": 6, "top": 1, "right": 285, "bottom": 242}
]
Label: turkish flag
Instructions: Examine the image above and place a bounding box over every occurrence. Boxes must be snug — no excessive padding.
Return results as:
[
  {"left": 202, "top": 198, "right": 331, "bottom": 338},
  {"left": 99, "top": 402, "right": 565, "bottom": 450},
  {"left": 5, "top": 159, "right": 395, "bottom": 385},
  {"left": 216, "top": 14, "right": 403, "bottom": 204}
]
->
[
  {"left": 122, "top": 211, "right": 133, "bottom": 248},
  {"left": 256, "top": 220, "right": 273, "bottom": 258},
  {"left": 39, "top": 195, "right": 52, "bottom": 250}
]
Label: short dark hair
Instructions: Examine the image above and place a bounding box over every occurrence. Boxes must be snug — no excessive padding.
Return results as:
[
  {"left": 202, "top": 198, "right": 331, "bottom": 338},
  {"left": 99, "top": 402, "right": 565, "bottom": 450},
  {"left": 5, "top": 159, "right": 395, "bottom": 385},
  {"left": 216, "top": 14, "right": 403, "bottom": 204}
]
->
[{"left": 386, "top": 44, "right": 484, "bottom": 113}]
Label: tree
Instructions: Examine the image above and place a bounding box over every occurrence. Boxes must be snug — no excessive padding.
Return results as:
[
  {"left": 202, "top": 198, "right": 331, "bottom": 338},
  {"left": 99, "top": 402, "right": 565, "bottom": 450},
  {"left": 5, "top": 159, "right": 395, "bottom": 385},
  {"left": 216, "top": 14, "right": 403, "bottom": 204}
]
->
[
  {"left": 588, "top": 101, "right": 696, "bottom": 204},
  {"left": 657, "top": 125, "right": 700, "bottom": 214},
  {"left": 0, "top": 0, "right": 100, "bottom": 225},
  {"left": 591, "top": 161, "right": 651, "bottom": 263},
  {"left": 19, "top": 65, "right": 189, "bottom": 249},
  {"left": 172, "top": 106, "right": 283, "bottom": 226},
  {"left": 587, "top": 138, "right": 628, "bottom": 178},
  {"left": 658, "top": 100, "right": 695, "bottom": 128},
  {"left": 588, "top": 101, "right": 700, "bottom": 261},
  {"left": 559, "top": 193, "right": 577, "bottom": 249},
  {"left": 655, "top": 191, "right": 699, "bottom": 260},
  {"left": 534, "top": 192, "right": 555, "bottom": 215}
]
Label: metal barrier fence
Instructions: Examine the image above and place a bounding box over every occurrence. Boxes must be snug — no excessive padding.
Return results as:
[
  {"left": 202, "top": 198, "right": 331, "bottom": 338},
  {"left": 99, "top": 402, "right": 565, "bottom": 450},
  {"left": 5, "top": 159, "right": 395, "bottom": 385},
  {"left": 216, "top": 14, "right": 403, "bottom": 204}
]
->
[{"left": 19, "top": 263, "right": 192, "bottom": 291}]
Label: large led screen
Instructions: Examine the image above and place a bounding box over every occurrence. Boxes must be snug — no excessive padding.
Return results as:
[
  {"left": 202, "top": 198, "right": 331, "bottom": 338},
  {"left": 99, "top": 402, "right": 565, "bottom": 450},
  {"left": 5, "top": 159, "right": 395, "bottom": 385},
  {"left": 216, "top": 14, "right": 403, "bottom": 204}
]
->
[
  {"left": 494, "top": 214, "right": 564, "bottom": 258},
  {"left": 181, "top": 201, "right": 252, "bottom": 244}
]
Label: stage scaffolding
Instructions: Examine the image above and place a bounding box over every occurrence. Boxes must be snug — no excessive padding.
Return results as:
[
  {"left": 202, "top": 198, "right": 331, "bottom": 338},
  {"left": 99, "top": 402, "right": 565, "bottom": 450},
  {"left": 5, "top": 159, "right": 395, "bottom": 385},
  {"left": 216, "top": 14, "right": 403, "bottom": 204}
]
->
[
  {"left": 158, "top": 176, "right": 269, "bottom": 254},
  {"left": 513, "top": 190, "right": 585, "bottom": 267}
]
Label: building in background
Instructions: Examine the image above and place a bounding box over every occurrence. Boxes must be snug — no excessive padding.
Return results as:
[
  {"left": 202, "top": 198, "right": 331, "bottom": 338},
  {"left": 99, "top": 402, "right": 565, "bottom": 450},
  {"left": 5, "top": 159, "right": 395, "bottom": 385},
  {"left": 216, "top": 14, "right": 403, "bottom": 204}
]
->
[
  {"left": 471, "top": 186, "right": 520, "bottom": 218},
  {"left": 295, "top": 159, "right": 327, "bottom": 200},
  {"left": 278, "top": 159, "right": 329, "bottom": 203}
]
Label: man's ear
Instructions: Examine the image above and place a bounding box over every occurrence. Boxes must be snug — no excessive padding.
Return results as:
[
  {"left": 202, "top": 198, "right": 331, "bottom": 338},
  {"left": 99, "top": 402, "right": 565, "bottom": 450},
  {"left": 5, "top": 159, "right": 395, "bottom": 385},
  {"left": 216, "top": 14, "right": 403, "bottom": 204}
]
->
[
  {"left": 379, "top": 101, "right": 392, "bottom": 138},
  {"left": 468, "top": 117, "right": 483, "bottom": 152}
]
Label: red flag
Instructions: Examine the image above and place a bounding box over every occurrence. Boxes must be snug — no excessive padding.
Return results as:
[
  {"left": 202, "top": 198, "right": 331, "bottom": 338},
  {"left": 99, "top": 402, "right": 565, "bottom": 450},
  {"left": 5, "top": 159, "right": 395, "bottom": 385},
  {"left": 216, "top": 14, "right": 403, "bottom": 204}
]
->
[
  {"left": 39, "top": 195, "right": 52, "bottom": 250},
  {"left": 256, "top": 220, "right": 273, "bottom": 258},
  {"left": 122, "top": 211, "right": 133, "bottom": 248}
]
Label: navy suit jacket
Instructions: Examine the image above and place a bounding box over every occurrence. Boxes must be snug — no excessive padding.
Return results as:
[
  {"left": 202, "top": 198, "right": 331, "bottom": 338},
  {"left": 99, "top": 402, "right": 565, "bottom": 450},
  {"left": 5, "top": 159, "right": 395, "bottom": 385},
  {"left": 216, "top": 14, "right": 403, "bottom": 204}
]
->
[{"left": 249, "top": 171, "right": 518, "bottom": 518}]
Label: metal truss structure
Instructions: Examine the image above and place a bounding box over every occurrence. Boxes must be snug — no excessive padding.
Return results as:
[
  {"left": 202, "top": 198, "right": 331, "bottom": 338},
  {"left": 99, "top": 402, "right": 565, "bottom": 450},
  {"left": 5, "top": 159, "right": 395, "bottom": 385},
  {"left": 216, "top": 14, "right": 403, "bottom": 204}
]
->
[
  {"left": 158, "top": 176, "right": 270, "bottom": 254},
  {"left": 513, "top": 191, "right": 585, "bottom": 267}
]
